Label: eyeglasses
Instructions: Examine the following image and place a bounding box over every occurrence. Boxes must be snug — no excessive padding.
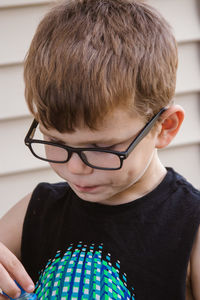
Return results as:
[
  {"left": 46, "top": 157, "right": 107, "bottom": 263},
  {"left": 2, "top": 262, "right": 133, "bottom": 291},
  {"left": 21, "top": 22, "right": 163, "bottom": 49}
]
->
[{"left": 24, "top": 108, "right": 166, "bottom": 170}]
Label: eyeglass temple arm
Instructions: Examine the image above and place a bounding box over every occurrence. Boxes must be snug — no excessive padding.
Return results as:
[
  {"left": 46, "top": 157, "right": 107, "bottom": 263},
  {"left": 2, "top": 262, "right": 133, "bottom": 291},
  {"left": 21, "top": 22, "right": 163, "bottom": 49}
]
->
[
  {"left": 126, "top": 107, "right": 167, "bottom": 155},
  {"left": 24, "top": 119, "right": 38, "bottom": 143}
]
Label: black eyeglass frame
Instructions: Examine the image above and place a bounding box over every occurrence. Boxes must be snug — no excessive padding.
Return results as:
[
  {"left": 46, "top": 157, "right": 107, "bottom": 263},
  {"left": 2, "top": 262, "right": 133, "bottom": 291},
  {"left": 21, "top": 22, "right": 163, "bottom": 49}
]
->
[{"left": 24, "top": 107, "right": 166, "bottom": 170}]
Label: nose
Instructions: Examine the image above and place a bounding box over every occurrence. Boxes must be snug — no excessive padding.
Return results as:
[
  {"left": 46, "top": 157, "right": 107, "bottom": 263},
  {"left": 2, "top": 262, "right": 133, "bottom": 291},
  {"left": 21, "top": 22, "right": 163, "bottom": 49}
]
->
[{"left": 66, "top": 152, "right": 93, "bottom": 175}]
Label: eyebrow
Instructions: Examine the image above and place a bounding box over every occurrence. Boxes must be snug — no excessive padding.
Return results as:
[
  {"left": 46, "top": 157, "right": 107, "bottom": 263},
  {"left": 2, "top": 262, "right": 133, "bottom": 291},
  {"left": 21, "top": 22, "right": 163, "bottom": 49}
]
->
[
  {"left": 51, "top": 136, "right": 124, "bottom": 146},
  {"left": 39, "top": 126, "right": 129, "bottom": 146},
  {"left": 76, "top": 138, "right": 124, "bottom": 146}
]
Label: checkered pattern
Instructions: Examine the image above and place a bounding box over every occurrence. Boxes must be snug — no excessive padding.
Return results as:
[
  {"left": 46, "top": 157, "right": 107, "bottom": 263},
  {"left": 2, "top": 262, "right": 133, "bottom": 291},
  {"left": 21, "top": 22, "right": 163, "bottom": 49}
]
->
[{"left": 35, "top": 243, "right": 135, "bottom": 299}]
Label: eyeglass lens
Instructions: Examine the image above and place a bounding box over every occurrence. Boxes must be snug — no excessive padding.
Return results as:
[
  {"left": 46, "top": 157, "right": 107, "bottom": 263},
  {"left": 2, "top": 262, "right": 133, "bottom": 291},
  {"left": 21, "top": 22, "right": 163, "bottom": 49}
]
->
[{"left": 31, "top": 142, "right": 121, "bottom": 169}]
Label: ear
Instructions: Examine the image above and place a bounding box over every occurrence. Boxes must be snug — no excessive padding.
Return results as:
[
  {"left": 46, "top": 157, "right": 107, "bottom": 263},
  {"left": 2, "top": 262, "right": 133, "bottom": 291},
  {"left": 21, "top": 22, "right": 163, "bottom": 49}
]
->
[{"left": 155, "top": 105, "right": 185, "bottom": 149}]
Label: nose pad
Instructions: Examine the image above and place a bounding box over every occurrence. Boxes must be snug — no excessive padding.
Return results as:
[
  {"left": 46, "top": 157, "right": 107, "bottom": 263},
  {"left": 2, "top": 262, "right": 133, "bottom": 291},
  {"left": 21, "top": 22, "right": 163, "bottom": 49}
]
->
[
  {"left": 66, "top": 152, "right": 93, "bottom": 174},
  {"left": 80, "top": 152, "right": 88, "bottom": 164}
]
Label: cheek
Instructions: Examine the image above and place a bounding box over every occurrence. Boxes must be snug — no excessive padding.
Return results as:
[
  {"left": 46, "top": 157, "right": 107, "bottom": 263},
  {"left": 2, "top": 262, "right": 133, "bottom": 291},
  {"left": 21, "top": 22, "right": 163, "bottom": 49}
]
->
[
  {"left": 49, "top": 162, "right": 68, "bottom": 179},
  {"left": 107, "top": 166, "right": 134, "bottom": 187},
  {"left": 122, "top": 139, "right": 155, "bottom": 174}
]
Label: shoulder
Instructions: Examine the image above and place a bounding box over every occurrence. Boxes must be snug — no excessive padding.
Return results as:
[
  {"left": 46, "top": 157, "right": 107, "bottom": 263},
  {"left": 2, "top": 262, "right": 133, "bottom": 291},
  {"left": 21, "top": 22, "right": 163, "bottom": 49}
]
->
[
  {"left": 168, "top": 168, "right": 200, "bottom": 204},
  {"left": 0, "top": 193, "right": 32, "bottom": 259},
  {"left": 189, "top": 226, "right": 200, "bottom": 300},
  {"left": 32, "top": 181, "right": 70, "bottom": 198},
  {"left": 28, "top": 181, "right": 71, "bottom": 208},
  {"left": 24, "top": 181, "right": 73, "bottom": 224},
  {"left": 171, "top": 170, "right": 200, "bottom": 299},
  {"left": 166, "top": 169, "right": 200, "bottom": 240}
]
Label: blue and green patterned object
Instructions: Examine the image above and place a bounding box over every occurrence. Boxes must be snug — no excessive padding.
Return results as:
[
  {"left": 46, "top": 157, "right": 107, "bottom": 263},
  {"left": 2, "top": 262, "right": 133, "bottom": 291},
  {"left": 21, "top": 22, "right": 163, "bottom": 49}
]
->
[{"left": 35, "top": 243, "right": 135, "bottom": 299}]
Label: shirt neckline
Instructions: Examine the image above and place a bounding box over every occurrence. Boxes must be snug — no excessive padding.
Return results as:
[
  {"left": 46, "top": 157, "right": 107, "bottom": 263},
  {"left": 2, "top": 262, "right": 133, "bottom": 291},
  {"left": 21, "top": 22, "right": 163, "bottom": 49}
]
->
[{"left": 71, "top": 167, "right": 175, "bottom": 216}]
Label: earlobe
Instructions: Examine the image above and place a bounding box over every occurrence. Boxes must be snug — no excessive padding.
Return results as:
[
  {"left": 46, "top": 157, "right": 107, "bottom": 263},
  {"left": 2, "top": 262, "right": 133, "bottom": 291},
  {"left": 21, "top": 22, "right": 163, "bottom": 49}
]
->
[{"left": 156, "top": 105, "right": 185, "bottom": 149}]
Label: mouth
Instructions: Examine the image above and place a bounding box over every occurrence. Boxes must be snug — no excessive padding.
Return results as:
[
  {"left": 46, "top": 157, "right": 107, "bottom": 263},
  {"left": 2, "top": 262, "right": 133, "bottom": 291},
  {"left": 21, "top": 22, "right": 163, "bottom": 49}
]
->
[{"left": 73, "top": 184, "right": 102, "bottom": 193}]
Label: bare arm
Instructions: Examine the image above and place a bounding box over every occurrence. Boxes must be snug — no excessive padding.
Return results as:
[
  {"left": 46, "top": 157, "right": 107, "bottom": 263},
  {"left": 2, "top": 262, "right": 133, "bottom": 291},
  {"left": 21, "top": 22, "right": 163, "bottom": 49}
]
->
[
  {"left": 190, "top": 226, "right": 200, "bottom": 300},
  {"left": 0, "top": 193, "right": 31, "bottom": 259},
  {"left": 0, "top": 194, "right": 35, "bottom": 298}
]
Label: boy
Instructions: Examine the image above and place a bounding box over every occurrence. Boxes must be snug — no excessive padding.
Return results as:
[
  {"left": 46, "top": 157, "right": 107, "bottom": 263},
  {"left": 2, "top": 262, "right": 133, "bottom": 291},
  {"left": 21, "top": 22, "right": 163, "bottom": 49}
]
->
[{"left": 0, "top": 0, "right": 200, "bottom": 299}]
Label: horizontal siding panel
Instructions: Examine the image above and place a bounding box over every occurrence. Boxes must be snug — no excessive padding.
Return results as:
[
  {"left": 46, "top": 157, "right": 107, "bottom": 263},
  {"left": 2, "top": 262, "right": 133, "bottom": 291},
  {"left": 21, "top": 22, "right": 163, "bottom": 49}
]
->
[
  {"left": 158, "top": 144, "right": 200, "bottom": 189},
  {"left": 149, "top": 0, "right": 200, "bottom": 42},
  {"left": 0, "top": 167, "right": 61, "bottom": 218},
  {"left": 1, "top": 0, "right": 200, "bottom": 67},
  {"left": 0, "top": 0, "right": 51, "bottom": 8},
  {"left": 176, "top": 42, "right": 200, "bottom": 94},
  {"left": 0, "top": 4, "right": 51, "bottom": 65},
  {"left": 0, "top": 117, "right": 47, "bottom": 175},
  {"left": 0, "top": 64, "right": 29, "bottom": 120},
  {"left": 1, "top": 0, "right": 200, "bottom": 43}
]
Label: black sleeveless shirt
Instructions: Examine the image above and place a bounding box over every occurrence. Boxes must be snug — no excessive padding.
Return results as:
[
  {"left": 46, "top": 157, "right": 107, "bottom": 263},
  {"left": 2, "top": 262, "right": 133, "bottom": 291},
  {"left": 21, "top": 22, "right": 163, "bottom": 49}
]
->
[{"left": 21, "top": 168, "right": 200, "bottom": 300}]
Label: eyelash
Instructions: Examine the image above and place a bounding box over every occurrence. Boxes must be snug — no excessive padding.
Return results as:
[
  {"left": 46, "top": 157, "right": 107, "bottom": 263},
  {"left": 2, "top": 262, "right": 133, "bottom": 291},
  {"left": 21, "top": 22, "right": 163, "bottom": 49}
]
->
[
  {"left": 92, "top": 144, "right": 116, "bottom": 150},
  {"left": 45, "top": 136, "right": 117, "bottom": 150},
  {"left": 45, "top": 136, "right": 61, "bottom": 144}
]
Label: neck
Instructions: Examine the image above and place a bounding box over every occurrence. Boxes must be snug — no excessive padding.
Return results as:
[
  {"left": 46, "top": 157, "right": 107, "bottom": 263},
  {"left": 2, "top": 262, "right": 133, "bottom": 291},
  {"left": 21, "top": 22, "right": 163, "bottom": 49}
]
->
[
  {"left": 131, "top": 150, "right": 167, "bottom": 199},
  {"left": 111, "top": 150, "right": 167, "bottom": 205}
]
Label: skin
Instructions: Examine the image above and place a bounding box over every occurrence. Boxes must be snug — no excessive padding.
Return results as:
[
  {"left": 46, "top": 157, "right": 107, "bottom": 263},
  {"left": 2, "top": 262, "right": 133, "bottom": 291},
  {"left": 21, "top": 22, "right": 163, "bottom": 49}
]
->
[{"left": 0, "top": 105, "right": 199, "bottom": 299}]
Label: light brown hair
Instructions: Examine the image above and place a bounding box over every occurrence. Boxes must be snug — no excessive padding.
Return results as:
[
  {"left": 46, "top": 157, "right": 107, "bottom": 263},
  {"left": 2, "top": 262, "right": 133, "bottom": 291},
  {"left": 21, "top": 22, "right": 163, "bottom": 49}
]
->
[{"left": 24, "top": 0, "right": 178, "bottom": 132}]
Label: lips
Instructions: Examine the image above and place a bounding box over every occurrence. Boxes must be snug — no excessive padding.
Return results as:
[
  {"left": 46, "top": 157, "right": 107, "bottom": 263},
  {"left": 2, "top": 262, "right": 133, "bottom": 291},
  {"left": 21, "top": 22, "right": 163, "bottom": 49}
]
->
[{"left": 74, "top": 184, "right": 101, "bottom": 193}]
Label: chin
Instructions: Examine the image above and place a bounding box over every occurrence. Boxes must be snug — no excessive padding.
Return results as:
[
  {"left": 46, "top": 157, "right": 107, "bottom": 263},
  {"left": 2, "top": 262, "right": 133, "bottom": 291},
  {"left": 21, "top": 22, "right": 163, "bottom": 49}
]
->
[
  {"left": 73, "top": 189, "right": 112, "bottom": 205},
  {"left": 76, "top": 191, "right": 105, "bottom": 203}
]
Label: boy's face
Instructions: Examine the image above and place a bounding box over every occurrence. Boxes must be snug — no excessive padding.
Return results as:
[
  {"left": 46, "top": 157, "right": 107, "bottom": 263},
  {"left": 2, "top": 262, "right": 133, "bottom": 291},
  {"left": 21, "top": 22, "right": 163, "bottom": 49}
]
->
[{"left": 40, "top": 108, "right": 165, "bottom": 205}]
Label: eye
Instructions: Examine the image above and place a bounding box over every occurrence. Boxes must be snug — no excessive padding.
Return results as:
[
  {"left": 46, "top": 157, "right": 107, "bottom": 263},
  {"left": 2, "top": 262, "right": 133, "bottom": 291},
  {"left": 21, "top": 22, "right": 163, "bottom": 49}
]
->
[
  {"left": 44, "top": 135, "right": 62, "bottom": 144},
  {"left": 92, "top": 143, "right": 116, "bottom": 150},
  {"left": 43, "top": 135, "right": 52, "bottom": 142},
  {"left": 43, "top": 135, "right": 51, "bottom": 141},
  {"left": 49, "top": 138, "right": 59, "bottom": 143}
]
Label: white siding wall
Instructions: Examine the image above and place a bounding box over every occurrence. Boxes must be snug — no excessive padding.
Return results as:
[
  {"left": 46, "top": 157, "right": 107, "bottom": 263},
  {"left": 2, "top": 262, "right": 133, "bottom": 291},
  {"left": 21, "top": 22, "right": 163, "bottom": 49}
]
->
[{"left": 0, "top": 0, "right": 200, "bottom": 217}]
